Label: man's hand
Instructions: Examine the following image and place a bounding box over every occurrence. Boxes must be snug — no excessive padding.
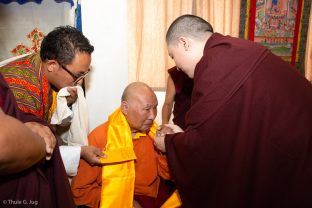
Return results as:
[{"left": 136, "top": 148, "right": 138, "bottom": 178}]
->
[
  {"left": 66, "top": 87, "right": 78, "bottom": 106},
  {"left": 24, "top": 122, "right": 56, "bottom": 160},
  {"left": 81, "top": 145, "right": 106, "bottom": 166},
  {"left": 156, "top": 124, "right": 184, "bottom": 136},
  {"left": 157, "top": 124, "right": 175, "bottom": 136},
  {"left": 154, "top": 124, "right": 184, "bottom": 153}
]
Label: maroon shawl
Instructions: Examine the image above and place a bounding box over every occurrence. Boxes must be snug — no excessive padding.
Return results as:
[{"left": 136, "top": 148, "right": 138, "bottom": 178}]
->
[
  {"left": 0, "top": 73, "right": 75, "bottom": 208},
  {"left": 168, "top": 67, "right": 193, "bottom": 130},
  {"left": 165, "top": 33, "right": 312, "bottom": 207}
]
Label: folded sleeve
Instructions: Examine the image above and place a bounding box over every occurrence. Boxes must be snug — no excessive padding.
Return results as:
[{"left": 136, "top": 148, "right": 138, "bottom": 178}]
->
[{"left": 59, "top": 145, "right": 81, "bottom": 177}]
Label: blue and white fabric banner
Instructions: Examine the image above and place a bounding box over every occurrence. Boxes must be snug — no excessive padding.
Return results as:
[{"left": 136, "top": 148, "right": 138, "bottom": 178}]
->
[
  {"left": 0, "top": 0, "right": 74, "bottom": 6},
  {"left": 75, "top": 0, "right": 82, "bottom": 32}
]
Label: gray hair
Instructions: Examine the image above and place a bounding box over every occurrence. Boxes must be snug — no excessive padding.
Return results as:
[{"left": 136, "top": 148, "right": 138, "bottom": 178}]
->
[{"left": 166, "top": 14, "right": 214, "bottom": 45}]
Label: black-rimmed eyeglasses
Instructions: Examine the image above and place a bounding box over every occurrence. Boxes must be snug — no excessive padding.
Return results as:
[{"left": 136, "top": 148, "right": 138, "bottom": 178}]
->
[{"left": 61, "top": 64, "right": 90, "bottom": 86}]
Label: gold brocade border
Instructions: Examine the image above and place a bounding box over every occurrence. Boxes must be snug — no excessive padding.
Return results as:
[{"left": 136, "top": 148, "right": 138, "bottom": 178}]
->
[
  {"left": 296, "top": 0, "right": 305, "bottom": 62},
  {"left": 244, "top": 0, "right": 304, "bottom": 65},
  {"left": 244, "top": 0, "right": 251, "bottom": 40}
]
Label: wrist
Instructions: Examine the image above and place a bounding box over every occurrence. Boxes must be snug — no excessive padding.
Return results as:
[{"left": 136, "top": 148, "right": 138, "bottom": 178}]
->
[{"left": 80, "top": 146, "right": 86, "bottom": 159}]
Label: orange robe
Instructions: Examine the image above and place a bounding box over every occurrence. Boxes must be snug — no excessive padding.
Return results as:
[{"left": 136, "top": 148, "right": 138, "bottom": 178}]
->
[{"left": 71, "top": 122, "right": 170, "bottom": 208}]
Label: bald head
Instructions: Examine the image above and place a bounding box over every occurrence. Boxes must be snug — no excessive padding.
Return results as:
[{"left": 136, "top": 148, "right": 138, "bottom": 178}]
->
[
  {"left": 121, "top": 82, "right": 158, "bottom": 132},
  {"left": 166, "top": 14, "right": 213, "bottom": 45},
  {"left": 121, "top": 82, "right": 156, "bottom": 102}
]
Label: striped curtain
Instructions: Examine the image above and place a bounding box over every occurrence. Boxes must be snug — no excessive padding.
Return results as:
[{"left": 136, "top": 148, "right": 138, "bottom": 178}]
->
[{"left": 128, "top": 0, "right": 241, "bottom": 89}]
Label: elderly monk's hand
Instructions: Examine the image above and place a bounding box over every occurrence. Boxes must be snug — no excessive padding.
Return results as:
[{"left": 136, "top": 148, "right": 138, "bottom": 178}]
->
[
  {"left": 66, "top": 87, "right": 78, "bottom": 106},
  {"left": 154, "top": 134, "right": 166, "bottom": 153},
  {"left": 81, "top": 145, "right": 106, "bottom": 166},
  {"left": 24, "top": 122, "right": 56, "bottom": 160}
]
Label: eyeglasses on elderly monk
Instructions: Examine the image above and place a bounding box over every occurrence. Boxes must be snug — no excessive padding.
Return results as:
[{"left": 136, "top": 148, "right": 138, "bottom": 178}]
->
[{"left": 60, "top": 64, "right": 90, "bottom": 86}]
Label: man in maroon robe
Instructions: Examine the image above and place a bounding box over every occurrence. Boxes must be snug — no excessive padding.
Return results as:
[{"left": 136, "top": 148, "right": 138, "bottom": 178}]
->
[
  {"left": 155, "top": 14, "right": 312, "bottom": 207},
  {"left": 0, "top": 73, "right": 76, "bottom": 208}
]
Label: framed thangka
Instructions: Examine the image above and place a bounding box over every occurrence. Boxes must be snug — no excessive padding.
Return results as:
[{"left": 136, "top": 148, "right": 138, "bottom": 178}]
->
[{"left": 247, "top": 0, "right": 303, "bottom": 65}]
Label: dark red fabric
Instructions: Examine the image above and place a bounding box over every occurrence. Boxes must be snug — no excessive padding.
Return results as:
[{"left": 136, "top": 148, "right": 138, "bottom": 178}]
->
[
  {"left": 168, "top": 67, "right": 193, "bottom": 130},
  {"left": 0, "top": 73, "right": 76, "bottom": 208},
  {"left": 165, "top": 33, "right": 312, "bottom": 208},
  {"left": 134, "top": 179, "right": 175, "bottom": 208}
]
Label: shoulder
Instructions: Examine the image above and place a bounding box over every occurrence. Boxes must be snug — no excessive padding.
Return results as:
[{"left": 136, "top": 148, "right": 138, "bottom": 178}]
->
[{"left": 88, "top": 121, "right": 109, "bottom": 147}]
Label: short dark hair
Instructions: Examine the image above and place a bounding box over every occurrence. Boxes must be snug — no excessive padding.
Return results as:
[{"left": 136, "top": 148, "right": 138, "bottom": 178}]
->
[
  {"left": 40, "top": 25, "right": 94, "bottom": 65},
  {"left": 166, "top": 14, "right": 214, "bottom": 45}
]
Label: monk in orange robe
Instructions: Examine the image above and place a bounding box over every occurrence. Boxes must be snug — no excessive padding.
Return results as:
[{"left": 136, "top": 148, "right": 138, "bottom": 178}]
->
[{"left": 71, "top": 82, "right": 174, "bottom": 208}]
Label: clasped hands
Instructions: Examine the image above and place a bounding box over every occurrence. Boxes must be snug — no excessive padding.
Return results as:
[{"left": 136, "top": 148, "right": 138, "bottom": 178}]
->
[
  {"left": 154, "top": 124, "right": 183, "bottom": 153},
  {"left": 66, "top": 87, "right": 78, "bottom": 106}
]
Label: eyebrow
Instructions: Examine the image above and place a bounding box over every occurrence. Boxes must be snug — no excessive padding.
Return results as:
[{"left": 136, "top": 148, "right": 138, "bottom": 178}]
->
[{"left": 144, "top": 103, "right": 157, "bottom": 108}]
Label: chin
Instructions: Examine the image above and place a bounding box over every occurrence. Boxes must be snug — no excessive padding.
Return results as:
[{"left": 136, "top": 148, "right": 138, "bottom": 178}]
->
[
  {"left": 139, "top": 126, "right": 150, "bottom": 133},
  {"left": 140, "top": 129, "right": 148, "bottom": 133}
]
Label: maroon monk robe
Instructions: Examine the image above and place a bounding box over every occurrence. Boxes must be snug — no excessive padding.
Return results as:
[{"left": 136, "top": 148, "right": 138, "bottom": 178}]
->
[
  {"left": 165, "top": 33, "right": 312, "bottom": 208},
  {"left": 168, "top": 67, "right": 193, "bottom": 130},
  {"left": 0, "top": 73, "right": 76, "bottom": 208}
]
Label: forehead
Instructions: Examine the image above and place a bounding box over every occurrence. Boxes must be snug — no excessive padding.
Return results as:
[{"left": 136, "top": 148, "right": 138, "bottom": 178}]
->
[
  {"left": 69, "top": 52, "right": 91, "bottom": 72},
  {"left": 130, "top": 91, "right": 157, "bottom": 108}
]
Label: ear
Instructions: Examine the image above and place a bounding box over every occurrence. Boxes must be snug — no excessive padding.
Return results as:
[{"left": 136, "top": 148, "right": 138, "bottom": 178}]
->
[
  {"left": 46, "top": 60, "right": 59, "bottom": 72},
  {"left": 121, "top": 101, "right": 128, "bottom": 115},
  {"left": 178, "top": 36, "right": 191, "bottom": 51}
]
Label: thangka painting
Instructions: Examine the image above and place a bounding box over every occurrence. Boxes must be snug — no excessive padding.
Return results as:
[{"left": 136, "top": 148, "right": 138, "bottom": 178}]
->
[
  {"left": 248, "top": 0, "right": 303, "bottom": 65},
  {"left": 27, "top": 28, "right": 44, "bottom": 53},
  {"left": 11, "top": 28, "right": 44, "bottom": 56}
]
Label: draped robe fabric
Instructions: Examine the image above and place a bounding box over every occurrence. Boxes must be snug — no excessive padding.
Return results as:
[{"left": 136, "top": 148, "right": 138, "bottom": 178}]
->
[
  {"left": 165, "top": 33, "right": 312, "bottom": 208},
  {"left": 0, "top": 53, "right": 52, "bottom": 121},
  {"left": 168, "top": 67, "right": 193, "bottom": 130},
  {"left": 71, "top": 112, "right": 173, "bottom": 208},
  {"left": 0, "top": 73, "right": 76, "bottom": 208}
]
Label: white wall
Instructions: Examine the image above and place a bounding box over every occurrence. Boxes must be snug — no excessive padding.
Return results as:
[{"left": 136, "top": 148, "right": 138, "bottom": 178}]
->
[
  {"left": 82, "top": 0, "right": 128, "bottom": 130},
  {"left": 82, "top": 1, "right": 166, "bottom": 130}
]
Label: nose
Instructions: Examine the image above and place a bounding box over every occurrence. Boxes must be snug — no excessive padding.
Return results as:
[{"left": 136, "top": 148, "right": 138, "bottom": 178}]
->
[
  {"left": 73, "top": 79, "right": 84, "bottom": 86},
  {"left": 148, "top": 108, "right": 157, "bottom": 120},
  {"left": 78, "top": 79, "right": 84, "bottom": 85}
]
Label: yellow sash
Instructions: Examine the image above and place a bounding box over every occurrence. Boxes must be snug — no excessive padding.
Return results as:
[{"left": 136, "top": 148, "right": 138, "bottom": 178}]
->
[
  {"left": 160, "top": 190, "right": 182, "bottom": 208},
  {"left": 100, "top": 108, "right": 157, "bottom": 208},
  {"left": 48, "top": 90, "right": 57, "bottom": 120}
]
